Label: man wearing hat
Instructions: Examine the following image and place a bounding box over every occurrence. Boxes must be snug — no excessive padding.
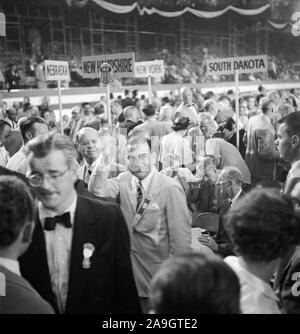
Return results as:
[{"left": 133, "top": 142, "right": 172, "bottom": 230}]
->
[{"left": 159, "top": 116, "right": 194, "bottom": 170}]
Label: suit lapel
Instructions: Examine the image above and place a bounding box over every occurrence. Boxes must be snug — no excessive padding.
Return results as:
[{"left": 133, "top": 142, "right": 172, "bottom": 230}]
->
[
  {"left": 66, "top": 196, "right": 95, "bottom": 313},
  {"left": 19, "top": 216, "right": 58, "bottom": 312}
]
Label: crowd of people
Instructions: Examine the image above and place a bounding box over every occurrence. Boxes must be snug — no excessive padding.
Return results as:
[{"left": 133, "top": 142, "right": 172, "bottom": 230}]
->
[
  {"left": 1, "top": 48, "right": 298, "bottom": 91},
  {"left": 1, "top": 83, "right": 300, "bottom": 314}
]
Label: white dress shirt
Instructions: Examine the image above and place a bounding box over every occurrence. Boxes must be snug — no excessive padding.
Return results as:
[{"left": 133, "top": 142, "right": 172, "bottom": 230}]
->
[
  {"left": 6, "top": 145, "right": 28, "bottom": 174},
  {"left": 231, "top": 188, "right": 243, "bottom": 205},
  {"left": 225, "top": 256, "right": 281, "bottom": 314},
  {"left": 0, "top": 145, "right": 9, "bottom": 167},
  {"left": 131, "top": 170, "right": 154, "bottom": 196},
  {"left": 38, "top": 194, "right": 77, "bottom": 314},
  {"left": 77, "top": 160, "right": 97, "bottom": 185},
  {"left": 0, "top": 257, "right": 21, "bottom": 276}
]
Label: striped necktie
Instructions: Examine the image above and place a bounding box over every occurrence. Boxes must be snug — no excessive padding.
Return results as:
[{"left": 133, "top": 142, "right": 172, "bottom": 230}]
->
[{"left": 136, "top": 180, "right": 143, "bottom": 211}]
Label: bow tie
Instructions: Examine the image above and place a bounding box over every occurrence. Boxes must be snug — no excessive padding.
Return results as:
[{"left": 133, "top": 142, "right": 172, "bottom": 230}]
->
[{"left": 44, "top": 212, "right": 72, "bottom": 231}]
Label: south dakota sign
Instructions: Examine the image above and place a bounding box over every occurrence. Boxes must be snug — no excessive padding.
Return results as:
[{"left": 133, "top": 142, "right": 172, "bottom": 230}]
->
[{"left": 207, "top": 55, "right": 268, "bottom": 75}]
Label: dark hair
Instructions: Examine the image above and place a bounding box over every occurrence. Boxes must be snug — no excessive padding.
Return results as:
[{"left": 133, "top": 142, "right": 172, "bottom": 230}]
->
[
  {"left": 0, "top": 176, "right": 34, "bottom": 247},
  {"left": 20, "top": 117, "right": 46, "bottom": 143},
  {"left": 149, "top": 253, "right": 240, "bottom": 314},
  {"left": 93, "top": 103, "right": 105, "bottom": 116},
  {"left": 261, "top": 98, "right": 273, "bottom": 114},
  {"left": 142, "top": 104, "right": 155, "bottom": 116},
  {"left": 162, "top": 97, "right": 170, "bottom": 104},
  {"left": 27, "top": 132, "right": 77, "bottom": 168},
  {"left": 127, "top": 133, "right": 152, "bottom": 151},
  {"left": 278, "top": 112, "right": 300, "bottom": 137},
  {"left": 124, "top": 89, "right": 130, "bottom": 96},
  {"left": 258, "top": 85, "right": 264, "bottom": 93},
  {"left": 0, "top": 120, "right": 11, "bottom": 132},
  {"left": 224, "top": 188, "right": 300, "bottom": 262}
]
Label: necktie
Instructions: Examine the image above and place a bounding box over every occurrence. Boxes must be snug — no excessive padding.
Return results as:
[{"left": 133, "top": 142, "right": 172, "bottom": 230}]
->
[
  {"left": 44, "top": 212, "right": 72, "bottom": 231},
  {"left": 136, "top": 180, "right": 143, "bottom": 211}
]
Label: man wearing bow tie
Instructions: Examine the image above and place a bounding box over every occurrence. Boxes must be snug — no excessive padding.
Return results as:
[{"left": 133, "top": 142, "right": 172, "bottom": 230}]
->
[{"left": 19, "top": 133, "right": 141, "bottom": 314}]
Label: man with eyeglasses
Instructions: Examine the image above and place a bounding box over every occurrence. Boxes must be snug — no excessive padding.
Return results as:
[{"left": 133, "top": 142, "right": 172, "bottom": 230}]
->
[
  {"left": 88, "top": 135, "right": 191, "bottom": 313},
  {"left": 198, "top": 166, "right": 245, "bottom": 258},
  {"left": 77, "top": 127, "right": 126, "bottom": 187},
  {"left": 19, "top": 133, "right": 141, "bottom": 314},
  {"left": 76, "top": 127, "right": 102, "bottom": 186}
]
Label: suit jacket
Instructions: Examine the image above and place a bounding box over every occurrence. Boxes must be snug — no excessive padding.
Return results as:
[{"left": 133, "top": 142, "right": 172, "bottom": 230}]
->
[
  {"left": 274, "top": 245, "right": 300, "bottom": 314},
  {"left": 245, "top": 114, "right": 278, "bottom": 183},
  {"left": 89, "top": 170, "right": 192, "bottom": 298},
  {"left": 216, "top": 190, "right": 245, "bottom": 258},
  {"left": 0, "top": 266, "right": 54, "bottom": 314},
  {"left": 19, "top": 195, "right": 141, "bottom": 314}
]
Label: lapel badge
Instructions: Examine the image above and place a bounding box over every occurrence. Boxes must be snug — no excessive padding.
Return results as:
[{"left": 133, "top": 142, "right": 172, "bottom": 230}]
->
[
  {"left": 136, "top": 198, "right": 151, "bottom": 216},
  {"left": 82, "top": 243, "right": 95, "bottom": 269}
]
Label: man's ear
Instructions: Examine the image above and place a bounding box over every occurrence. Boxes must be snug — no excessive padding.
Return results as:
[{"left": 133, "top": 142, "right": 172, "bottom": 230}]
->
[
  {"left": 292, "top": 135, "right": 300, "bottom": 149},
  {"left": 21, "top": 222, "right": 34, "bottom": 245},
  {"left": 25, "top": 131, "right": 32, "bottom": 142}
]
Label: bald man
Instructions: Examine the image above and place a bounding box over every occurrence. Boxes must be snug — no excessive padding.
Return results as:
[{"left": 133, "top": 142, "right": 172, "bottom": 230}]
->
[
  {"left": 77, "top": 127, "right": 126, "bottom": 187},
  {"left": 177, "top": 87, "right": 199, "bottom": 124},
  {"left": 77, "top": 127, "right": 102, "bottom": 185}
]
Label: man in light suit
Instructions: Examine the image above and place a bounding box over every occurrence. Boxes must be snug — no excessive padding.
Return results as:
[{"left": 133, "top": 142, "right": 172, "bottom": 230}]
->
[
  {"left": 0, "top": 175, "right": 54, "bottom": 314},
  {"left": 89, "top": 135, "right": 191, "bottom": 313},
  {"left": 245, "top": 98, "right": 279, "bottom": 185},
  {"left": 19, "top": 133, "right": 141, "bottom": 314}
]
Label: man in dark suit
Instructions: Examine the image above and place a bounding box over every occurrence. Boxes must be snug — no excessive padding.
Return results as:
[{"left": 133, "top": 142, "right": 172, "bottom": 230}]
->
[
  {"left": 0, "top": 175, "right": 54, "bottom": 314},
  {"left": 198, "top": 166, "right": 245, "bottom": 258},
  {"left": 19, "top": 133, "right": 141, "bottom": 314},
  {"left": 121, "top": 89, "right": 134, "bottom": 109}
]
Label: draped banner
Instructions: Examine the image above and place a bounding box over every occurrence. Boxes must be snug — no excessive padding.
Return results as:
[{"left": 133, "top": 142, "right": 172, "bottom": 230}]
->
[{"left": 91, "top": 0, "right": 271, "bottom": 18}]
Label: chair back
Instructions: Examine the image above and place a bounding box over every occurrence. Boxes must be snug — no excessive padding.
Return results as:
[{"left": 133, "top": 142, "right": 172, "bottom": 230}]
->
[{"left": 192, "top": 212, "right": 219, "bottom": 235}]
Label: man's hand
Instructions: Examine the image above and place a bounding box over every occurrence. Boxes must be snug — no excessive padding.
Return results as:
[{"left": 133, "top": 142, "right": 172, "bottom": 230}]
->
[{"left": 198, "top": 235, "right": 218, "bottom": 252}]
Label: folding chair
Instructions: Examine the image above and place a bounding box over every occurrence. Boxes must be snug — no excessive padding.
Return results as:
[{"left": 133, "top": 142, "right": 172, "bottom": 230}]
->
[{"left": 192, "top": 212, "right": 219, "bottom": 236}]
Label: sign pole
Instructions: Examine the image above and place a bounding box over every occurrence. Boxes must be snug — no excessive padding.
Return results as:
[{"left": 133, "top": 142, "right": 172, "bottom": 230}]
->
[
  {"left": 235, "top": 70, "right": 239, "bottom": 150},
  {"left": 106, "top": 83, "right": 111, "bottom": 128},
  {"left": 58, "top": 80, "right": 63, "bottom": 134},
  {"left": 147, "top": 75, "right": 152, "bottom": 101}
]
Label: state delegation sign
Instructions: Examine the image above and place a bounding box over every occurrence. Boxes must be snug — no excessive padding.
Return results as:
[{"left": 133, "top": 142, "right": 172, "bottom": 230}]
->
[
  {"left": 207, "top": 55, "right": 268, "bottom": 75},
  {"left": 135, "top": 60, "right": 164, "bottom": 78},
  {"left": 82, "top": 52, "right": 135, "bottom": 79},
  {"left": 44, "top": 60, "right": 70, "bottom": 81}
]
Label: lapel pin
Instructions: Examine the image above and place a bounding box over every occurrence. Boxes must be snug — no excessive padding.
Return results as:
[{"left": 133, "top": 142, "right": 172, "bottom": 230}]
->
[{"left": 82, "top": 243, "right": 95, "bottom": 269}]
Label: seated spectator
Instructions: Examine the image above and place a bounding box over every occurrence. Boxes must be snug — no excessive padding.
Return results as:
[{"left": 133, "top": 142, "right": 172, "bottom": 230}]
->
[
  {"left": 149, "top": 253, "right": 241, "bottom": 314},
  {"left": 198, "top": 166, "right": 245, "bottom": 258},
  {"left": 224, "top": 188, "right": 300, "bottom": 314}
]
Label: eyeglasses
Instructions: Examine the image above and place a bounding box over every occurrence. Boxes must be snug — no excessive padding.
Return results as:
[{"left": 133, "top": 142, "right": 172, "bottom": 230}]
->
[
  {"left": 127, "top": 153, "right": 149, "bottom": 162},
  {"left": 216, "top": 180, "right": 232, "bottom": 187},
  {"left": 27, "top": 168, "right": 69, "bottom": 187},
  {"left": 79, "top": 139, "right": 98, "bottom": 147}
]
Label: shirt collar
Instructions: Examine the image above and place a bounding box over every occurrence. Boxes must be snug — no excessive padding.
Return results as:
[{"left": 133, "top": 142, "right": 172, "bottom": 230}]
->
[
  {"left": 231, "top": 188, "right": 243, "bottom": 205},
  {"left": 38, "top": 193, "right": 78, "bottom": 227},
  {"left": 84, "top": 160, "right": 97, "bottom": 171},
  {"left": 131, "top": 169, "right": 155, "bottom": 193},
  {"left": 0, "top": 257, "right": 21, "bottom": 276},
  {"left": 225, "top": 256, "right": 279, "bottom": 302}
]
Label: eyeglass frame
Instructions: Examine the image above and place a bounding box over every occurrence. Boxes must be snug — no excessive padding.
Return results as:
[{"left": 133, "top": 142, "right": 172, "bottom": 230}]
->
[{"left": 27, "top": 167, "right": 70, "bottom": 187}]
